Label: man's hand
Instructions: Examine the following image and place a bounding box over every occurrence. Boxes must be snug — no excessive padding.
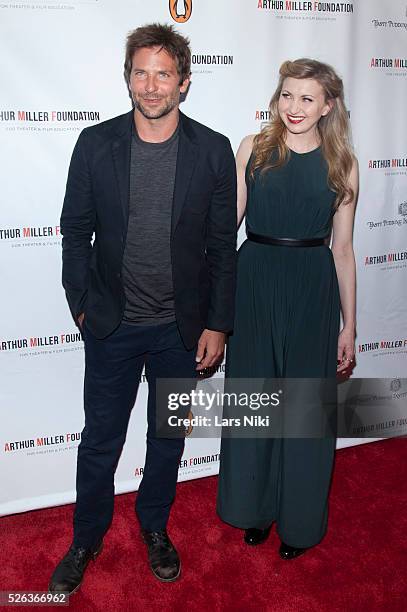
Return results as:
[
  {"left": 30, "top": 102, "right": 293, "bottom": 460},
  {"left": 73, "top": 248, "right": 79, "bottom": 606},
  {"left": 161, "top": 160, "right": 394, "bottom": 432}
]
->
[
  {"left": 195, "top": 329, "right": 226, "bottom": 371},
  {"left": 77, "top": 313, "right": 85, "bottom": 330}
]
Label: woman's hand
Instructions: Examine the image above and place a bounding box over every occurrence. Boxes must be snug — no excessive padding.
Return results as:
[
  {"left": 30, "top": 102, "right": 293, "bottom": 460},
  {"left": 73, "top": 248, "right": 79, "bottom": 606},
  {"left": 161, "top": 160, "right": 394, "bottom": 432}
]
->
[{"left": 337, "top": 327, "right": 355, "bottom": 373}]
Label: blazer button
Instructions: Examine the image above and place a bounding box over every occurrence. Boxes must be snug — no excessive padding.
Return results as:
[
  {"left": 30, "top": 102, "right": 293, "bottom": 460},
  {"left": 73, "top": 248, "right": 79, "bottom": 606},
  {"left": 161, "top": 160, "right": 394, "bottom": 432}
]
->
[{"left": 117, "top": 272, "right": 121, "bottom": 278}]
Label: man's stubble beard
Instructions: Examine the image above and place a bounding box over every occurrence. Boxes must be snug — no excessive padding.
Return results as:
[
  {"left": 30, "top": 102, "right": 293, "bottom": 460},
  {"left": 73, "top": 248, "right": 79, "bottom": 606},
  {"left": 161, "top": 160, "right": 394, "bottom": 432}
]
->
[{"left": 133, "top": 95, "right": 179, "bottom": 120}]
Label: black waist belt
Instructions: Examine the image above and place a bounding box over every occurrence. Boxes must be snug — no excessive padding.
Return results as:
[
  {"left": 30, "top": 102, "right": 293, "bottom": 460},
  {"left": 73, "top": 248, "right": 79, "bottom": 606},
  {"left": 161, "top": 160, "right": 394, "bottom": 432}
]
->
[{"left": 247, "top": 231, "right": 327, "bottom": 247}]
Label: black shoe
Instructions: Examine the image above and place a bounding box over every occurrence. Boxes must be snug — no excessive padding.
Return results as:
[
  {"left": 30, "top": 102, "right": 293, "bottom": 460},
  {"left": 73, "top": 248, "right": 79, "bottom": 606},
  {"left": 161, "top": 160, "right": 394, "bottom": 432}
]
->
[
  {"left": 48, "top": 541, "right": 103, "bottom": 594},
  {"left": 244, "top": 526, "right": 272, "bottom": 546},
  {"left": 141, "top": 529, "right": 180, "bottom": 582},
  {"left": 279, "top": 541, "right": 308, "bottom": 560}
]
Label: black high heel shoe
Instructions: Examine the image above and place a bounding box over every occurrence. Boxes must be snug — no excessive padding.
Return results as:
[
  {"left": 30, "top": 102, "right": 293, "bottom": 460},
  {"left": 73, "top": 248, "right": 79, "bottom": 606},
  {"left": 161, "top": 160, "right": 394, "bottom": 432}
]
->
[{"left": 244, "top": 526, "right": 272, "bottom": 545}]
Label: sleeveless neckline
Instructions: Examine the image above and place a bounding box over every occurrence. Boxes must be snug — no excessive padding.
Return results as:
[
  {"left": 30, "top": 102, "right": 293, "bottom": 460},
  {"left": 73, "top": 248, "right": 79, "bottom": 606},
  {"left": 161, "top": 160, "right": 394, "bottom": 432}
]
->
[{"left": 288, "top": 145, "right": 321, "bottom": 156}]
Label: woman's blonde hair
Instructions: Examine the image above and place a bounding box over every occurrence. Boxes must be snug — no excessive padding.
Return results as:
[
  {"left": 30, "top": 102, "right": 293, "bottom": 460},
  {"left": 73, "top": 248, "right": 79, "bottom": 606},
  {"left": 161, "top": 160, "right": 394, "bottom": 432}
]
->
[{"left": 250, "top": 58, "right": 355, "bottom": 209}]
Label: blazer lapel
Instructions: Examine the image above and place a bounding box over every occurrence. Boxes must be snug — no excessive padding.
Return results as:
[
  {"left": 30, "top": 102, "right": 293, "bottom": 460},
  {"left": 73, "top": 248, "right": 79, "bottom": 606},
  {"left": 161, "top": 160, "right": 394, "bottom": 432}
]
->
[
  {"left": 111, "top": 111, "right": 133, "bottom": 227},
  {"left": 171, "top": 113, "right": 198, "bottom": 234}
]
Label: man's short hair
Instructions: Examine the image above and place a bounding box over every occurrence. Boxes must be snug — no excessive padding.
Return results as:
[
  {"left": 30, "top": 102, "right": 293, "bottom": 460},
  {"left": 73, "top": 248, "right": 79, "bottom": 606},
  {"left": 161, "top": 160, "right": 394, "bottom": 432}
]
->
[{"left": 124, "top": 23, "right": 191, "bottom": 86}]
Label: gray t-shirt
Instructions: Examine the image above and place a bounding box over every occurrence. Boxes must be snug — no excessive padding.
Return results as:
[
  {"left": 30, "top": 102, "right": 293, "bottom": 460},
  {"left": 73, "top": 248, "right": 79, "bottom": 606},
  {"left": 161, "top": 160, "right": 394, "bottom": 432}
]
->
[{"left": 121, "top": 124, "right": 179, "bottom": 325}]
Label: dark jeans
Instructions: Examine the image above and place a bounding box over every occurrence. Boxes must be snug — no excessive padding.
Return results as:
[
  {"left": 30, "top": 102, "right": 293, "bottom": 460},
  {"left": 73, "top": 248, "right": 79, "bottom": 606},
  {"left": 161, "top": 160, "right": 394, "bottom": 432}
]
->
[{"left": 73, "top": 320, "right": 197, "bottom": 549}]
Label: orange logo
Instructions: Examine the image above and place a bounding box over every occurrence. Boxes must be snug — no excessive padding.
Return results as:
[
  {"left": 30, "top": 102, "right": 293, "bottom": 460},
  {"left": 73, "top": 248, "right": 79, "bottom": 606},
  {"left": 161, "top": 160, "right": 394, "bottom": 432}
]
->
[{"left": 169, "top": 0, "right": 192, "bottom": 23}]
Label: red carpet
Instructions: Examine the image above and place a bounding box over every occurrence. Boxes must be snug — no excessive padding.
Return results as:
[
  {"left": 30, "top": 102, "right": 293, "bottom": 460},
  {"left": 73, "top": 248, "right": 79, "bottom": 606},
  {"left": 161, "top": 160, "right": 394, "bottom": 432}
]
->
[{"left": 1, "top": 438, "right": 406, "bottom": 611}]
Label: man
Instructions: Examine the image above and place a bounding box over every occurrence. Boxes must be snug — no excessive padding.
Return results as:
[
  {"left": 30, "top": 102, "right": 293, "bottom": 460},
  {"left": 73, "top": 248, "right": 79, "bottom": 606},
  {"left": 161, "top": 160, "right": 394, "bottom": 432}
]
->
[{"left": 49, "top": 23, "right": 236, "bottom": 592}]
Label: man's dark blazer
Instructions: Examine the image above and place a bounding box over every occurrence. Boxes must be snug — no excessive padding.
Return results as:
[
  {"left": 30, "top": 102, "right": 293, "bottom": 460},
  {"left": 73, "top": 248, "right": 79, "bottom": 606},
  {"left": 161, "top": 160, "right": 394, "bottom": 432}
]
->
[{"left": 60, "top": 110, "right": 237, "bottom": 349}]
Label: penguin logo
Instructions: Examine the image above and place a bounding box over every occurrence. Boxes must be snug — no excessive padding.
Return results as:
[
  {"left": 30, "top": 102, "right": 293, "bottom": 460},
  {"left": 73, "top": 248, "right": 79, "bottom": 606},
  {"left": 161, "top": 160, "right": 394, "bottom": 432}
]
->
[
  {"left": 169, "top": 0, "right": 192, "bottom": 23},
  {"left": 390, "top": 379, "right": 401, "bottom": 393}
]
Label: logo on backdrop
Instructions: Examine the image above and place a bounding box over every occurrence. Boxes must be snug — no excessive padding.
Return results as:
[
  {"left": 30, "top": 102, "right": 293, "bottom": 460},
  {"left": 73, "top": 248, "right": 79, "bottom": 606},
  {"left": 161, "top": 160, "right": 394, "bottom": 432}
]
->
[
  {"left": 169, "top": 0, "right": 192, "bottom": 23},
  {"left": 358, "top": 340, "right": 407, "bottom": 356},
  {"left": 0, "top": 2, "right": 74, "bottom": 12},
  {"left": 390, "top": 378, "right": 402, "bottom": 393},
  {"left": 0, "top": 110, "right": 100, "bottom": 133},
  {"left": 368, "top": 157, "right": 407, "bottom": 170},
  {"left": 370, "top": 58, "right": 407, "bottom": 69},
  {"left": 257, "top": 1, "right": 354, "bottom": 17},
  {"left": 369, "top": 57, "right": 407, "bottom": 78},
  {"left": 372, "top": 19, "right": 407, "bottom": 30},
  {"left": 254, "top": 108, "right": 349, "bottom": 123},
  {"left": 0, "top": 110, "right": 99, "bottom": 122},
  {"left": 371, "top": 6, "right": 407, "bottom": 31},
  {"left": 191, "top": 53, "right": 234, "bottom": 67},
  {"left": 364, "top": 249, "right": 407, "bottom": 270},
  {"left": 255, "top": 109, "right": 271, "bottom": 121},
  {"left": 0, "top": 331, "right": 83, "bottom": 358},
  {"left": 135, "top": 452, "right": 220, "bottom": 477},
  {"left": 0, "top": 225, "right": 62, "bottom": 250},
  {"left": 4, "top": 432, "right": 82, "bottom": 454},
  {"left": 191, "top": 52, "right": 234, "bottom": 75},
  {"left": 366, "top": 202, "right": 407, "bottom": 231}
]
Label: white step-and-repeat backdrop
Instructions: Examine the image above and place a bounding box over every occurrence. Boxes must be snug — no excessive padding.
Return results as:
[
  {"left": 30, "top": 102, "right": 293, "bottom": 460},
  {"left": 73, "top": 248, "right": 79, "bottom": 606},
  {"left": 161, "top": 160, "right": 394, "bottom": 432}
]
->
[{"left": 1, "top": 1, "right": 406, "bottom": 515}]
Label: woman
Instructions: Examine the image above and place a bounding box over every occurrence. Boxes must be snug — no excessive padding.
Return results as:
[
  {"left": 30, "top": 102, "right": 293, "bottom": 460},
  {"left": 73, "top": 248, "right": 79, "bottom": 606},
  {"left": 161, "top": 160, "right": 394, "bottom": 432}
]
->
[{"left": 217, "top": 59, "right": 358, "bottom": 559}]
